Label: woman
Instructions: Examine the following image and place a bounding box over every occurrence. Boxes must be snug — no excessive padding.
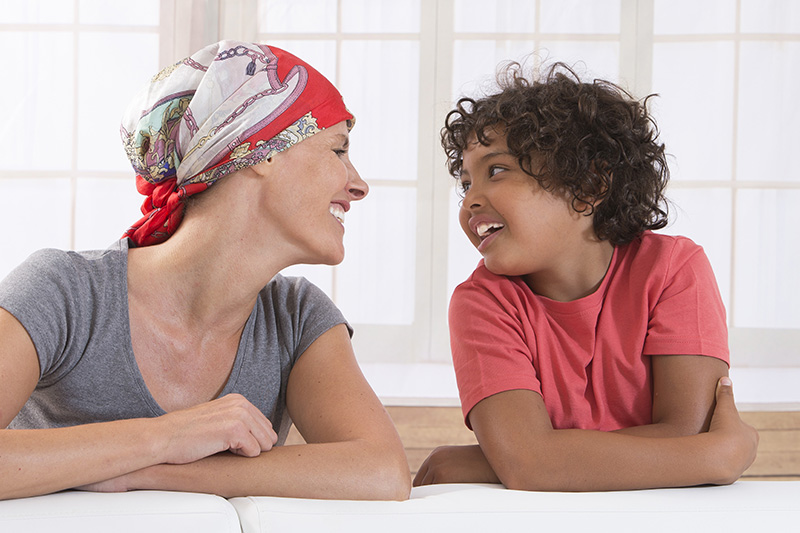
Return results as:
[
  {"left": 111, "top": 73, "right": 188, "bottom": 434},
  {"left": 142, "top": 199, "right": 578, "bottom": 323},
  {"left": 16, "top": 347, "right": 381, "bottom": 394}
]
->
[{"left": 0, "top": 41, "right": 410, "bottom": 501}]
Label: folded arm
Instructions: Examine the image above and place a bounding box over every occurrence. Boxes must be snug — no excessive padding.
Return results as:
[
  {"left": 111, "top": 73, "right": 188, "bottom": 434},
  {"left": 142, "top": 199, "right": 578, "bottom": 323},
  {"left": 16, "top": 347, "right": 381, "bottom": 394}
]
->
[
  {"left": 415, "top": 355, "right": 758, "bottom": 490},
  {"left": 103, "top": 324, "right": 411, "bottom": 500},
  {"left": 1, "top": 309, "right": 409, "bottom": 501}
]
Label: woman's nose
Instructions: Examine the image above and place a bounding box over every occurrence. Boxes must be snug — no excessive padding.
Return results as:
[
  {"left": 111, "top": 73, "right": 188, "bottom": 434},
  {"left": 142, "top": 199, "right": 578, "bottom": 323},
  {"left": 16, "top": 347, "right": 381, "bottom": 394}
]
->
[{"left": 347, "top": 165, "right": 369, "bottom": 200}]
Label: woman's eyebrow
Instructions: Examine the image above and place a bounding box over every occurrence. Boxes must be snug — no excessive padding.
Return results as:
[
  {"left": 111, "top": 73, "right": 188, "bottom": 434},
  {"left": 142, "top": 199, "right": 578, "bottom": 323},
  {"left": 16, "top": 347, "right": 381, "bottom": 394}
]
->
[{"left": 333, "top": 134, "right": 349, "bottom": 148}]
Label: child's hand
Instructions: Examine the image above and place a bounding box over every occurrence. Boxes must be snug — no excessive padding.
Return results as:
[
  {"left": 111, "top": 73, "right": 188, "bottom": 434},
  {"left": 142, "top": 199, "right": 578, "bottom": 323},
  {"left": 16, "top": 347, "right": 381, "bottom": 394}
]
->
[
  {"left": 413, "top": 444, "right": 501, "bottom": 486},
  {"left": 707, "top": 377, "right": 759, "bottom": 484}
]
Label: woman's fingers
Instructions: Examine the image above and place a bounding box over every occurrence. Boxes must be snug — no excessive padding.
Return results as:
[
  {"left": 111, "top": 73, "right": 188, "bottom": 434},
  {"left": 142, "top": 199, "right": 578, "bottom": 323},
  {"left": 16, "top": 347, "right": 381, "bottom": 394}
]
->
[{"left": 158, "top": 394, "right": 278, "bottom": 463}]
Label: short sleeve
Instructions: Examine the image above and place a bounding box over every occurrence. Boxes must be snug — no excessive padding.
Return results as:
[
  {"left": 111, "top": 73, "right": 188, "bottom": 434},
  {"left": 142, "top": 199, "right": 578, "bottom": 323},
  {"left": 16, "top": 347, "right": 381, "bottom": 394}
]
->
[
  {"left": 449, "top": 276, "right": 541, "bottom": 427},
  {"left": 642, "top": 240, "right": 729, "bottom": 363},
  {"left": 0, "top": 249, "right": 88, "bottom": 381},
  {"left": 261, "top": 275, "right": 351, "bottom": 366}
]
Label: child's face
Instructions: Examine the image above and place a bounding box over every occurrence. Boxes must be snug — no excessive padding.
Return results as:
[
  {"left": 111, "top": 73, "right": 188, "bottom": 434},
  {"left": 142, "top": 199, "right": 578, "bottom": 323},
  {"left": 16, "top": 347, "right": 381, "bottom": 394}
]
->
[{"left": 458, "top": 127, "right": 598, "bottom": 290}]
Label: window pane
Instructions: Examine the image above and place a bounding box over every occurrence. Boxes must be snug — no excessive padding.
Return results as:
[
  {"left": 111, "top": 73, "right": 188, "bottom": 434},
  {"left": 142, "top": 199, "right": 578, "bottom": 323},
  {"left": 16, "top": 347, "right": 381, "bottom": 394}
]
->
[
  {"left": 0, "top": 178, "right": 71, "bottom": 280},
  {"left": 540, "top": 0, "right": 621, "bottom": 34},
  {"left": 654, "top": 0, "right": 737, "bottom": 34},
  {"left": 741, "top": 0, "right": 800, "bottom": 33},
  {"left": 452, "top": 39, "right": 536, "bottom": 99},
  {"left": 79, "top": 0, "right": 159, "bottom": 26},
  {"left": 454, "top": 0, "right": 536, "bottom": 33},
  {"left": 0, "top": 0, "right": 73, "bottom": 23},
  {"left": 74, "top": 177, "right": 145, "bottom": 250},
  {"left": 77, "top": 33, "right": 159, "bottom": 172},
  {"left": 259, "top": 0, "right": 337, "bottom": 33},
  {"left": 660, "top": 187, "right": 732, "bottom": 312},
  {"left": 652, "top": 42, "right": 735, "bottom": 182},
  {"left": 536, "top": 41, "right": 619, "bottom": 81},
  {"left": 737, "top": 41, "right": 800, "bottom": 182},
  {"left": 341, "top": 0, "right": 420, "bottom": 33},
  {"left": 336, "top": 186, "right": 416, "bottom": 325},
  {"left": 0, "top": 32, "right": 74, "bottom": 171},
  {"left": 340, "top": 40, "right": 419, "bottom": 181},
  {"left": 734, "top": 189, "right": 800, "bottom": 328}
]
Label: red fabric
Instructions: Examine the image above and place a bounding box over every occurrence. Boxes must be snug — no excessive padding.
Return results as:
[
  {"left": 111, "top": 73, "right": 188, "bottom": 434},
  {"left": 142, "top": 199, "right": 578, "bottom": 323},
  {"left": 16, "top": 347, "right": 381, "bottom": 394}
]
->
[
  {"left": 125, "top": 177, "right": 210, "bottom": 247},
  {"left": 449, "top": 232, "right": 729, "bottom": 431}
]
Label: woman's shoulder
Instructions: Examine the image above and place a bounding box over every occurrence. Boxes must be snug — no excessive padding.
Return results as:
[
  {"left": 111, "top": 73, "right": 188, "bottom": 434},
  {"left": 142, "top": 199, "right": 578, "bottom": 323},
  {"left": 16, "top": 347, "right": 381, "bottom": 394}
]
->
[
  {"left": 260, "top": 273, "right": 329, "bottom": 304},
  {"left": 16, "top": 240, "right": 127, "bottom": 271},
  {"left": 0, "top": 242, "right": 129, "bottom": 317}
]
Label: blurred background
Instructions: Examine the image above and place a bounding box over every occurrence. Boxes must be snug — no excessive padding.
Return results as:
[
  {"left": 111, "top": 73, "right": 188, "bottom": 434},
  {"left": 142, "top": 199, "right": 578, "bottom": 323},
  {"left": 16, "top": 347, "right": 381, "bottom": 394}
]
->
[{"left": 1, "top": 0, "right": 798, "bottom": 401}]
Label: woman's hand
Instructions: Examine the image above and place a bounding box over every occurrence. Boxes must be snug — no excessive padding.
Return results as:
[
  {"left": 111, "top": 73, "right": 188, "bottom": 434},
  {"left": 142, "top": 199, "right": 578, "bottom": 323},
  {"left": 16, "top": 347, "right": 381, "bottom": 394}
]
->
[
  {"left": 154, "top": 393, "right": 278, "bottom": 465},
  {"left": 706, "top": 377, "right": 759, "bottom": 484},
  {"left": 413, "top": 444, "right": 500, "bottom": 487}
]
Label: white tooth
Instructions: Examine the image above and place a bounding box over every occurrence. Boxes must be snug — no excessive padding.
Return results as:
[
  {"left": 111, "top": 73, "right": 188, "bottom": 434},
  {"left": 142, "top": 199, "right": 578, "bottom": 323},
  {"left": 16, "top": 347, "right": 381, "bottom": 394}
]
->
[
  {"left": 476, "top": 222, "right": 504, "bottom": 237},
  {"left": 329, "top": 205, "right": 345, "bottom": 224}
]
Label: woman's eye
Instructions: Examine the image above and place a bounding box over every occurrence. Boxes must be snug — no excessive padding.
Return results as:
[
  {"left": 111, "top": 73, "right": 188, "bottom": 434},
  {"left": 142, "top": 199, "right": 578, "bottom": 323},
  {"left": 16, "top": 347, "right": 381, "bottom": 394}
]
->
[{"left": 333, "top": 148, "right": 348, "bottom": 157}]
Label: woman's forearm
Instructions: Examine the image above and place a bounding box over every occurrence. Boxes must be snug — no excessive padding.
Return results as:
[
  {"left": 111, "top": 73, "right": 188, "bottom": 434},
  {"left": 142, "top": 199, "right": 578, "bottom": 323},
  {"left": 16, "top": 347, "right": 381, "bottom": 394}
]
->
[
  {"left": 130, "top": 439, "right": 412, "bottom": 500},
  {"left": 0, "top": 394, "right": 282, "bottom": 500},
  {"left": 0, "top": 420, "right": 163, "bottom": 500}
]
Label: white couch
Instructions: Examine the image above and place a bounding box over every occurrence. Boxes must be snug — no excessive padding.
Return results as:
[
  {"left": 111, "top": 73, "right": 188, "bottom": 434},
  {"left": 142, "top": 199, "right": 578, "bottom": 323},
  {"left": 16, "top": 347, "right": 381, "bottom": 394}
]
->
[{"left": 1, "top": 481, "right": 798, "bottom": 533}]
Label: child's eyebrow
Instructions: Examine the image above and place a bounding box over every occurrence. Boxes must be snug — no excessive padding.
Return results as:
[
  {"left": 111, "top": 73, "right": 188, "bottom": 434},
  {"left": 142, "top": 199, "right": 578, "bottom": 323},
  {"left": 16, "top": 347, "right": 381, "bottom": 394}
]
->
[{"left": 479, "top": 150, "right": 513, "bottom": 162}]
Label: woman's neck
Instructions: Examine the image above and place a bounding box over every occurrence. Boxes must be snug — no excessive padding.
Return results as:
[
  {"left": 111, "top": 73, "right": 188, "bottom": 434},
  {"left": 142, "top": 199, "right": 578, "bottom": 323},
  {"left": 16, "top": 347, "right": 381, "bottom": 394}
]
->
[{"left": 125, "top": 175, "right": 294, "bottom": 336}]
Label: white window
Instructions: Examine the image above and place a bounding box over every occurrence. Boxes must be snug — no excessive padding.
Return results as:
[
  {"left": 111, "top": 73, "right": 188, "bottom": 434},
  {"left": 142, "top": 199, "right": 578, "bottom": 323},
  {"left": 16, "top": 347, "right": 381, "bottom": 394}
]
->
[{"left": 1, "top": 0, "right": 797, "bottom": 394}]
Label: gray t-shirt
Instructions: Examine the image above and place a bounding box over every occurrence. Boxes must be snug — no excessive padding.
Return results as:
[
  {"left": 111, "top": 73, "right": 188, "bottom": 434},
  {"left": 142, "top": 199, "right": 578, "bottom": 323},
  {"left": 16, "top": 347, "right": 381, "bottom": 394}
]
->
[{"left": 0, "top": 239, "right": 349, "bottom": 444}]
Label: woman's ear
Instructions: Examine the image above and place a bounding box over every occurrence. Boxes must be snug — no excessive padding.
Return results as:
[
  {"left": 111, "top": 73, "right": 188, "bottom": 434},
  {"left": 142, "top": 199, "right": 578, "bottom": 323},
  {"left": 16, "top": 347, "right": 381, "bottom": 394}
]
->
[{"left": 248, "top": 154, "right": 277, "bottom": 179}]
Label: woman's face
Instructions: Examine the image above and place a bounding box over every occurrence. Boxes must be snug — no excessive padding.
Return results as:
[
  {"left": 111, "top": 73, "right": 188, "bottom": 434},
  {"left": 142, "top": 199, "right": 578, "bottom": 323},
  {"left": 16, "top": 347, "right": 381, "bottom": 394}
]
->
[{"left": 255, "top": 121, "right": 369, "bottom": 266}]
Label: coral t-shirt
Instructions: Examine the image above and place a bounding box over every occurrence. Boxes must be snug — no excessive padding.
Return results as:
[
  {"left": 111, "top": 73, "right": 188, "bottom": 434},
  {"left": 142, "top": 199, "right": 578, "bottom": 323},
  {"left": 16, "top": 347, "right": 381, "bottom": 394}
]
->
[{"left": 449, "top": 232, "right": 729, "bottom": 431}]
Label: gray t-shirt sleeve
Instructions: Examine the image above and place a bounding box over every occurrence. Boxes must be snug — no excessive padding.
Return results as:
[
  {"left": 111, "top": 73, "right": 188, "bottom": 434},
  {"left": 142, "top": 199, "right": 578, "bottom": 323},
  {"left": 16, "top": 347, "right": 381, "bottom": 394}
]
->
[{"left": 0, "top": 248, "right": 96, "bottom": 382}]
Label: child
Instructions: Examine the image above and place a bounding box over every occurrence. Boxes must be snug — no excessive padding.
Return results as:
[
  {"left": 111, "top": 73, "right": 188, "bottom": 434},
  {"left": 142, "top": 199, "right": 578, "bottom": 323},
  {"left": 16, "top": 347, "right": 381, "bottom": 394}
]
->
[{"left": 414, "top": 62, "right": 758, "bottom": 491}]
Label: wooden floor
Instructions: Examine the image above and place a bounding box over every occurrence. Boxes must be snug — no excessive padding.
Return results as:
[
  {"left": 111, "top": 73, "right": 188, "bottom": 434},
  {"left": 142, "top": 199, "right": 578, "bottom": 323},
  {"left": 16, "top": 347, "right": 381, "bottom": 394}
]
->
[{"left": 287, "top": 406, "right": 800, "bottom": 480}]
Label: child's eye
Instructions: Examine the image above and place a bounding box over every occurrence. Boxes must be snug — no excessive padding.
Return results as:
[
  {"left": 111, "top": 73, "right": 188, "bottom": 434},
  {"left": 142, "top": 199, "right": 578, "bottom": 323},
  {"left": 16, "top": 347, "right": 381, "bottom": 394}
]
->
[
  {"left": 458, "top": 180, "right": 471, "bottom": 194},
  {"left": 489, "top": 166, "right": 505, "bottom": 177}
]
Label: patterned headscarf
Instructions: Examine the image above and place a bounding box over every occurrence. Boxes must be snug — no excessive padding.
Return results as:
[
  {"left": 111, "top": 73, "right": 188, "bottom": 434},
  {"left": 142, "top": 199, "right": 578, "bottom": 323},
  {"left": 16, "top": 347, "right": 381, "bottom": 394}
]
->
[{"left": 120, "top": 41, "right": 354, "bottom": 246}]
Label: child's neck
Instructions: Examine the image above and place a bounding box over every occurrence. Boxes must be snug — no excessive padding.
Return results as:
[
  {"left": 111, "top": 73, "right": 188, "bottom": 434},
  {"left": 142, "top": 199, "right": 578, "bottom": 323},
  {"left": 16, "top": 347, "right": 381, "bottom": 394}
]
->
[{"left": 522, "top": 239, "right": 614, "bottom": 302}]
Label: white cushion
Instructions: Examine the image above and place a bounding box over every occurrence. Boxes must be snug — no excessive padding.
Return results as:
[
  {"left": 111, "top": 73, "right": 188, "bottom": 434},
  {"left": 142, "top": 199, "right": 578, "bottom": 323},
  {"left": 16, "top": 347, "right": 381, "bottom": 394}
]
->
[
  {"left": 230, "top": 481, "right": 800, "bottom": 532},
  {"left": 0, "top": 490, "right": 241, "bottom": 533}
]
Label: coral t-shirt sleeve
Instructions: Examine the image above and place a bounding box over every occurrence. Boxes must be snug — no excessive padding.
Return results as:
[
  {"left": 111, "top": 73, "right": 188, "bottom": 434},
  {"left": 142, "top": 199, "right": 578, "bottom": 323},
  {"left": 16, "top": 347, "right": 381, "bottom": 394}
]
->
[
  {"left": 642, "top": 239, "right": 729, "bottom": 364},
  {"left": 449, "top": 276, "right": 541, "bottom": 427}
]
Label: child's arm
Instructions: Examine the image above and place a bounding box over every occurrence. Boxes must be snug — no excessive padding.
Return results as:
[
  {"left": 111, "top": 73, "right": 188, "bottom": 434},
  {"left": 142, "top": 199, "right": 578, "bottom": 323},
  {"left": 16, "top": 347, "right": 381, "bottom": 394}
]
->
[
  {"left": 416, "top": 371, "right": 757, "bottom": 491},
  {"left": 414, "top": 356, "right": 757, "bottom": 490},
  {"left": 613, "top": 354, "right": 723, "bottom": 438}
]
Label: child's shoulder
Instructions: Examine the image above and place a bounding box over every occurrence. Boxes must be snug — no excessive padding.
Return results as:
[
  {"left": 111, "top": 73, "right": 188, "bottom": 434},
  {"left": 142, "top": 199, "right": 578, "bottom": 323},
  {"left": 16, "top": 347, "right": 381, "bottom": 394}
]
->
[
  {"left": 453, "top": 260, "right": 531, "bottom": 304},
  {"left": 624, "top": 231, "right": 704, "bottom": 263}
]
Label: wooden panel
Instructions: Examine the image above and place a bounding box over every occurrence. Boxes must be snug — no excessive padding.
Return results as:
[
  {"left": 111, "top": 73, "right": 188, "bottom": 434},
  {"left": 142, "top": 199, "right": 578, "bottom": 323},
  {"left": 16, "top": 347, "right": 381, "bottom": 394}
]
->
[{"left": 284, "top": 407, "right": 800, "bottom": 479}]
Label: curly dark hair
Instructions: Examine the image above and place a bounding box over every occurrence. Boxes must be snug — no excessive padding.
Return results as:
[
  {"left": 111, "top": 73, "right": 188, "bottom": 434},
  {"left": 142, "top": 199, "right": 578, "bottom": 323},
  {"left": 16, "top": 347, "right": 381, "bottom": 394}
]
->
[{"left": 442, "top": 62, "right": 669, "bottom": 246}]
